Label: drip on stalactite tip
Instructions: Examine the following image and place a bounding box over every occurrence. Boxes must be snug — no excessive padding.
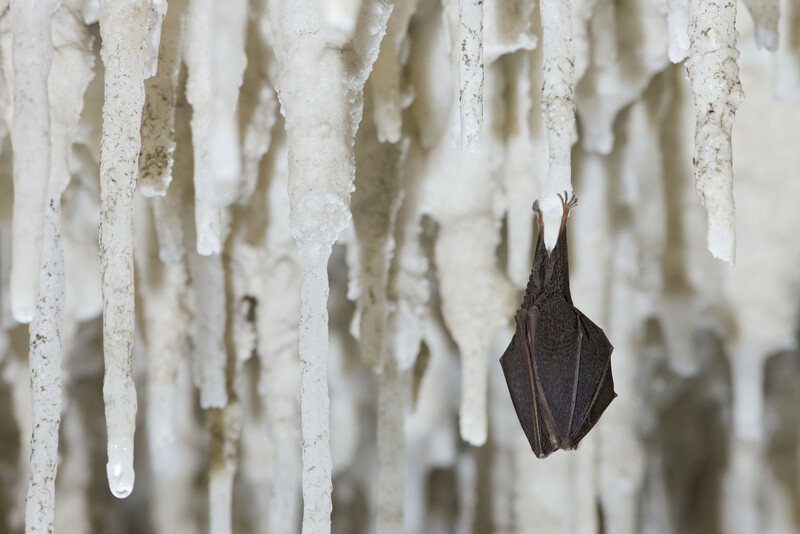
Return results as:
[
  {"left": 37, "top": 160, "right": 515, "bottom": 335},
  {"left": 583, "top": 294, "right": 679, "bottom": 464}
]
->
[{"left": 107, "top": 437, "right": 135, "bottom": 499}]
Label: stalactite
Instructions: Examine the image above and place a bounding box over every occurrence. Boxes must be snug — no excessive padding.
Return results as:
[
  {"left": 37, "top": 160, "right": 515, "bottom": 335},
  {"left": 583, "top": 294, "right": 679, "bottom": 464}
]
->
[
  {"left": 26, "top": 4, "right": 94, "bottom": 529},
  {"left": 457, "top": 0, "right": 485, "bottom": 151},
  {"left": 265, "top": 2, "right": 390, "bottom": 531},
  {"left": 375, "top": 358, "right": 406, "bottom": 534},
  {"left": 538, "top": 0, "right": 576, "bottom": 248},
  {"left": 98, "top": 0, "right": 150, "bottom": 499},
  {"left": 503, "top": 49, "right": 546, "bottom": 289},
  {"left": 351, "top": 101, "right": 406, "bottom": 370},
  {"left": 139, "top": 0, "right": 186, "bottom": 197},
  {"left": 368, "top": 0, "right": 418, "bottom": 144},
  {"left": 135, "top": 203, "right": 188, "bottom": 474},
  {"left": 9, "top": 0, "right": 59, "bottom": 324},
  {"left": 685, "top": 0, "right": 744, "bottom": 262},
  {"left": 184, "top": 0, "right": 248, "bottom": 254},
  {"left": 742, "top": 0, "right": 780, "bottom": 51},
  {"left": 251, "top": 131, "right": 302, "bottom": 534},
  {"left": 666, "top": 0, "right": 690, "bottom": 62},
  {"left": 25, "top": 163, "right": 65, "bottom": 534}
]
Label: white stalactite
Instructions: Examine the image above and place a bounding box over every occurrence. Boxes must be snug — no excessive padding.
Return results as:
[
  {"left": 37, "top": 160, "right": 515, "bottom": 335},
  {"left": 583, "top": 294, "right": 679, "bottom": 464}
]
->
[
  {"left": 538, "top": 0, "right": 576, "bottom": 250},
  {"left": 26, "top": 3, "right": 93, "bottom": 528},
  {"left": 9, "top": 0, "right": 59, "bottom": 324},
  {"left": 139, "top": 0, "right": 186, "bottom": 197},
  {"left": 375, "top": 357, "right": 405, "bottom": 534},
  {"left": 184, "top": 0, "right": 248, "bottom": 254},
  {"left": 504, "top": 50, "right": 546, "bottom": 289},
  {"left": 135, "top": 202, "right": 188, "bottom": 474},
  {"left": 351, "top": 107, "right": 406, "bottom": 370},
  {"left": 152, "top": 90, "right": 192, "bottom": 265},
  {"left": 742, "top": 0, "right": 780, "bottom": 51},
  {"left": 98, "top": 0, "right": 150, "bottom": 499},
  {"left": 667, "top": 0, "right": 690, "bottom": 62},
  {"left": 250, "top": 131, "right": 303, "bottom": 534},
  {"left": 427, "top": 133, "right": 516, "bottom": 446},
  {"left": 685, "top": 0, "right": 744, "bottom": 263},
  {"left": 188, "top": 251, "right": 228, "bottom": 408},
  {"left": 458, "top": 0, "right": 485, "bottom": 151},
  {"left": 369, "top": 0, "right": 419, "bottom": 144},
  {"left": 239, "top": 9, "right": 278, "bottom": 204},
  {"left": 25, "top": 164, "right": 65, "bottom": 534},
  {"left": 265, "top": 1, "right": 391, "bottom": 531}
]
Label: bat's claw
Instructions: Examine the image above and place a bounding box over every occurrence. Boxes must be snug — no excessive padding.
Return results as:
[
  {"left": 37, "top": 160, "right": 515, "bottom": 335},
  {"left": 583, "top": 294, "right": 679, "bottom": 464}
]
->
[
  {"left": 532, "top": 199, "right": 542, "bottom": 216},
  {"left": 557, "top": 190, "right": 578, "bottom": 209},
  {"left": 557, "top": 191, "right": 578, "bottom": 221}
]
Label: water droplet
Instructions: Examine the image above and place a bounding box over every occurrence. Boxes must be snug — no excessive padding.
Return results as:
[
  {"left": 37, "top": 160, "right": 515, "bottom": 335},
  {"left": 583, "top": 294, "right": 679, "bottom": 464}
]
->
[{"left": 107, "top": 437, "right": 135, "bottom": 499}]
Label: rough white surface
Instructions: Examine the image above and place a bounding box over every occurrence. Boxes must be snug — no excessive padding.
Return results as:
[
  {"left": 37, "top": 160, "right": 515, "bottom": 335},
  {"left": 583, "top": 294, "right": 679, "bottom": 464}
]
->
[
  {"left": 538, "top": 0, "right": 576, "bottom": 250},
  {"left": 685, "top": 0, "right": 744, "bottom": 263},
  {"left": 25, "top": 4, "right": 93, "bottom": 530},
  {"left": 139, "top": 0, "right": 186, "bottom": 197},
  {"left": 265, "top": 1, "right": 391, "bottom": 532},
  {"left": 457, "top": 0, "right": 485, "bottom": 151},
  {"left": 9, "top": 0, "right": 59, "bottom": 324},
  {"left": 25, "top": 162, "right": 65, "bottom": 534},
  {"left": 98, "top": 0, "right": 149, "bottom": 499}
]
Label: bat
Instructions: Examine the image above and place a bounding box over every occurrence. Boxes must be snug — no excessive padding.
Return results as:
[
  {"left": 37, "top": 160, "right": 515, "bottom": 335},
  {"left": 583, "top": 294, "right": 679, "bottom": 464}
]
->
[{"left": 500, "top": 192, "right": 616, "bottom": 458}]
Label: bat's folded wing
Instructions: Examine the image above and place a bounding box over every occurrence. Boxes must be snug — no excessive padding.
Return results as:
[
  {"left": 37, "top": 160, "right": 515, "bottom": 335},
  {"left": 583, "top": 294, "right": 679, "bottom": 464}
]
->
[
  {"left": 500, "top": 308, "right": 558, "bottom": 458},
  {"left": 567, "top": 309, "right": 616, "bottom": 445}
]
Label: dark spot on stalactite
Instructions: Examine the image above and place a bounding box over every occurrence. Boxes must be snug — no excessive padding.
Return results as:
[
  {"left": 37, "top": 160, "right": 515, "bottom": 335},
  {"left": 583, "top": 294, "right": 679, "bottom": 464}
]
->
[
  {"left": 243, "top": 295, "right": 257, "bottom": 323},
  {"left": 412, "top": 341, "right": 430, "bottom": 409}
]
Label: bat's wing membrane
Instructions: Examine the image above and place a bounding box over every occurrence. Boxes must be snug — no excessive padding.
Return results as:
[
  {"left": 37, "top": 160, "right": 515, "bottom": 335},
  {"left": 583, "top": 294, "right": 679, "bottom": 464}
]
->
[
  {"left": 567, "top": 309, "right": 616, "bottom": 445},
  {"left": 500, "top": 307, "right": 557, "bottom": 458},
  {"left": 530, "top": 299, "right": 583, "bottom": 448}
]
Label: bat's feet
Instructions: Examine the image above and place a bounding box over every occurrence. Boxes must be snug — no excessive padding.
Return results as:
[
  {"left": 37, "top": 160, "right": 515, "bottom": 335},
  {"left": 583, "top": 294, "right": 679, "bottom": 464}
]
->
[
  {"left": 557, "top": 191, "right": 578, "bottom": 210},
  {"left": 557, "top": 191, "right": 578, "bottom": 225}
]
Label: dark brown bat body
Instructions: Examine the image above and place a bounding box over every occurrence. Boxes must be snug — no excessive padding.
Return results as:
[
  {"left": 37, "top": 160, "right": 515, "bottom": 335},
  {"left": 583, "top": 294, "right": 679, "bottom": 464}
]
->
[{"left": 500, "top": 193, "right": 615, "bottom": 458}]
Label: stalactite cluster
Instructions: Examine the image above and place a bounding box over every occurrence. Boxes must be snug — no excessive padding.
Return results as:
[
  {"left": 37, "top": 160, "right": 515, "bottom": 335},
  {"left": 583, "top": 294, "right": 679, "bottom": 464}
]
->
[{"left": 1, "top": 0, "right": 800, "bottom": 533}]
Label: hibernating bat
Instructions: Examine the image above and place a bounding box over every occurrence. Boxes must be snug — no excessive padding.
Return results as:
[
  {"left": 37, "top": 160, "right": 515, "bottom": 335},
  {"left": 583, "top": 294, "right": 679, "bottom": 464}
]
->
[{"left": 500, "top": 192, "right": 616, "bottom": 458}]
